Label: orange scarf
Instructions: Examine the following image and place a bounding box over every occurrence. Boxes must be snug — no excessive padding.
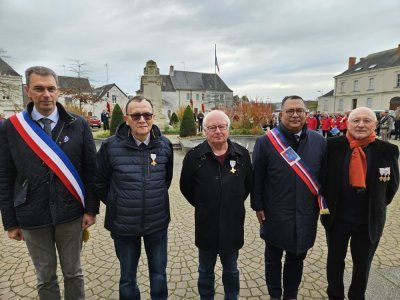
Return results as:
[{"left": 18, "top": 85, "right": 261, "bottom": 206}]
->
[{"left": 346, "top": 131, "right": 376, "bottom": 188}]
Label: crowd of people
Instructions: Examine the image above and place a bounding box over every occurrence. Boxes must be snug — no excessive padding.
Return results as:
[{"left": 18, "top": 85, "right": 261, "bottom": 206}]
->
[{"left": 0, "top": 66, "right": 399, "bottom": 300}]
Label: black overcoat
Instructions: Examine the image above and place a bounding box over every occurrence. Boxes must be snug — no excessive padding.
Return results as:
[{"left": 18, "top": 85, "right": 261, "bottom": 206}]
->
[
  {"left": 0, "top": 102, "right": 98, "bottom": 230},
  {"left": 180, "top": 139, "right": 253, "bottom": 255},
  {"left": 320, "top": 136, "right": 399, "bottom": 243}
]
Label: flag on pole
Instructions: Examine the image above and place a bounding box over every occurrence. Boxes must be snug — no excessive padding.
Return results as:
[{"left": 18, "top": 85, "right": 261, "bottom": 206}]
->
[{"left": 215, "top": 44, "right": 220, "bottom": 73}]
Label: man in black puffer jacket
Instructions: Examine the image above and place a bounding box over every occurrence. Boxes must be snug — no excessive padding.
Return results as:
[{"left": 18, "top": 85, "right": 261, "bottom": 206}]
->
[
  {"left": 94, "top": 96, "right": 173, "bottom": 300},
  {"left": 0, "top": 66, "right": 98, "bottom": 300}
]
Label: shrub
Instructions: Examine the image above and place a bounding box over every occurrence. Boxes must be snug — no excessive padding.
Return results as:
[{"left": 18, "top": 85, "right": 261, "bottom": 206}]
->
[
  {"left": 169, "top": 112, "right": 179, "bottom": 125},
  {"left": 110, "top": 104, "right": 124, "bottom": 135},
  {"left": 179, "top": 105, "right": 197, "bottom": 137}
]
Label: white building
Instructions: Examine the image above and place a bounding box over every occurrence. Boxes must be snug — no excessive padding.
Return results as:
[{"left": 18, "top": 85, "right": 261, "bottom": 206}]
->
[
  {"left": 93, "top": 83, "right": 128, "bottom": 116},
  {"left": 137, "top": 60, "right": 233, "bottom": 119},
  {"left": 318, "top": 43, "right": 400, "bottom": 113},
  {"left": 0, "top": 58, "right": 24, "bottom": 117}
]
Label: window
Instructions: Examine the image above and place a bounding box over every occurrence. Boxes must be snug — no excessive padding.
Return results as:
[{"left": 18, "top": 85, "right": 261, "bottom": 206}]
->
[
  {"left": 112, "top": 95, "right": 117, "bottom": 103},
  {"left": 186, "top": 93, "right": 190, "bottom": 101},
  {"left": 366, "top": 98, "right": 372, "bottom": 108},
  {"left": 323, "top": 99, "right": 328, "bottom": 111},
  {"left": 368, "top": 78, "right": 374, "bottom": 90},
  {"left": 338, "top": 98, "right": 344, "bottom": 111},
  {"left": 354, "top": 67, "right": 362, "bottom": 71},
  {"left": 397, "top": 74, "right": 400, "bottom": 87},
  {"left": 353, "top": 80, "right": 359, "bottom": 91},
  {"left": 340, "top": 82, "right": 345, "bottom": 93},
  {"left": 106, "top": 92, "right": 109, "bottom": 98},
  {"left": 196, "top": 94, "right": 200, "bottom": 101},
  {"left": 220, "top": 94, "right": 225, "bottom": 101}
]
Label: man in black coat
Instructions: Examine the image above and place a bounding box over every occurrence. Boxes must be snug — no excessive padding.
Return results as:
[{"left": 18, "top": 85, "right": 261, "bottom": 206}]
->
[
  {"left": 101, "top": 109, "right": 110, "bottom": 130},
  {"left": 252, "top": 96, "right": 326, "bottom": 300},
  {"left": 180, "top": 110, "right": 252, "bottom": 299},
  {"left": 321, "top": 107, "right": 399, "bottom": 299},
  {"left": 0, "top": 66, "right": 98, "bottom": 300}
]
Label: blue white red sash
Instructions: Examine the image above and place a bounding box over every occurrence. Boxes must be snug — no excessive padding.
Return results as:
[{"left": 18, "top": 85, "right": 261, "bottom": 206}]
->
[
  {"left": 266, "top": 128, "right": 329, "bottom": 214},
  {"left": 9, "top": 111, "right": 85, "bottom": 207}
]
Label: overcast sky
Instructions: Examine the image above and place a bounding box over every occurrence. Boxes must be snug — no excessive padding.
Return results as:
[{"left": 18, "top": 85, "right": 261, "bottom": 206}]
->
[{"left": 1, "top": 0, "right": 399, "bottom": 102}]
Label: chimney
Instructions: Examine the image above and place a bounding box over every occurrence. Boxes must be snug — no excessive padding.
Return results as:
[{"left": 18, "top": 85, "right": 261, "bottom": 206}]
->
[
  {"left": 397, "top": 44, "right": 400, "bottom": 56},
  {"left": 169, "top": 65, "right": 174, "bottom": 76},
  {"left": 360, "top": 57, "right": 365, "bottom": 62},
  {"left": 348, "top": 57, "right": 356, "bottom": 69}
]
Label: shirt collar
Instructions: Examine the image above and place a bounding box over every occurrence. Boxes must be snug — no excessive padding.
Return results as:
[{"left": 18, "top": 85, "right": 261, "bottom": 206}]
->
[
  {"left": 133, "top": 133, "right": 150, "bottom": 146},
  {"left": 31, "top": 106, "right": 59, "bottom": 124}
]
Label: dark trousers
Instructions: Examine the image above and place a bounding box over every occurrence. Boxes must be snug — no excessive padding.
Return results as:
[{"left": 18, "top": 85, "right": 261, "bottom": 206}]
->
[
  {"left": 112, "top": 228, "right": 168, "bottom": 300},
  {"left": 264, "top": 242, "right": 307, "bottom": 299},
  {"left": 198, "top": 249, "right": 240, "bottom": 300},
  {"left": 326, "top": 219, "right": 379, "bottom": 300}
]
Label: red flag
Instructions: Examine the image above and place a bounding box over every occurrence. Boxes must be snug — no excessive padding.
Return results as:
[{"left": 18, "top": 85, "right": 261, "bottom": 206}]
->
[
  {"left": 106, "top": 101, "right": 111, "bottom": 112},
  {"left": 190, "top": 99, "right": 193, "bottom": 108},
  {"left": 201, "top": 103, "right": 205, "bottom": 113}
]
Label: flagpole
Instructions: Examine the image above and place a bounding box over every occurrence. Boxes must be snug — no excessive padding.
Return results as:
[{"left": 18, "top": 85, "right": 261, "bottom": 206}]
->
[{"left": 214, "top": 44, "right": 217, "bottom": 105}]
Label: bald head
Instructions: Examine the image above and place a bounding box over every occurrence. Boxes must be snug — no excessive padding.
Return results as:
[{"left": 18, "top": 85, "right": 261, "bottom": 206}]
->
[
  {"left": 203, "top": 110, "right": 231, "bottom": 129},
  {"left": 348, "top": 107, "right": 377, "bottom": 122}
]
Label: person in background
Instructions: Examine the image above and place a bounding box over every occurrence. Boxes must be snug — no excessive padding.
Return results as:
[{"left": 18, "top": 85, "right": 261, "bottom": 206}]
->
[
  {"left": 0, "top": 112, "right": 5, "bottom": 125},
  {"left": 94, "top": 96, "right": 173, "bottom": 300},
  {"left": 321, "top": 107, "right": 399, "bottom": 299},
  {"left": 197, "top": 111, "right": 205, "bottom": 132},
  {"left": 101, "top": 109, "right": 110, "bottom": 131},
  {"left": 0, "top": 66, "right": 98, "bottom": 300},
  {"left": 180, "top": 110, "right": 252, "bottom": 300},
  {"left": 379, "top": 110, "right": 394, "bottom": 141},
  {"left": 306, "top": 111, "right": 318, "bottom": 130},
  {"left": 321, "top": 113, "right": 332, "bottom": 138},
  {"left": 252, "top": 95, "right": 326, "bottom": 300}
]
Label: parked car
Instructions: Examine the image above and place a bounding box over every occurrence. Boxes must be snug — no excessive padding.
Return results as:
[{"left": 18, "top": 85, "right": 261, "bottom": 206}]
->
[{"left": 87, "top": 116, "right": 102, "bottom": 128}]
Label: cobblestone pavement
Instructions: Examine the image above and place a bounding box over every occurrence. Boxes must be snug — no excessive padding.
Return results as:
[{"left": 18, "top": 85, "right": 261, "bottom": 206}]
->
[{"left": 1, "top": 146, "right": 400, "bottom": 299}]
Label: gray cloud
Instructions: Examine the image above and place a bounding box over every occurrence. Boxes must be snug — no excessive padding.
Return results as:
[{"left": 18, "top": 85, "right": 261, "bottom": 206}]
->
[{"left": 1, "top": 0, "right": 399, "bottom": 102}]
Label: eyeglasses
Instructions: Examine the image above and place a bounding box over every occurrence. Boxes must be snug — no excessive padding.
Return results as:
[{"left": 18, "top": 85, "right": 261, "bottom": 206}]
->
[
  {"left": 284, "top": 108, "right": 306, "bottom": 116},
  {"left": 128, "top": 113, "right": 153, "bottom": 121},
  {"left": 206, "top": 124, "right": 228, "bottom": 132}
]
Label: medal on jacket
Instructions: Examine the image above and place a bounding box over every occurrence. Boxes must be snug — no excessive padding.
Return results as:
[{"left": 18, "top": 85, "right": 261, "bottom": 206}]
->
[
  {"left": 230, "top": 160, "right": 236, "bottom": 173},
  {"left": 150, "top": 153, "right": 157, "bottom": 166},
  {"left": 379, "top": 167, "right": 390, "bottom": 182}
]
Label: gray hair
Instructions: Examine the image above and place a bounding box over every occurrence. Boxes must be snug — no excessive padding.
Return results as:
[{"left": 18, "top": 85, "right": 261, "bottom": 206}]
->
[
  {"left": 203, "top": 110, "right": 231, "bottom": 129},
  {"left": 25, "top": 66, "right": 58, "bottom": 86}
]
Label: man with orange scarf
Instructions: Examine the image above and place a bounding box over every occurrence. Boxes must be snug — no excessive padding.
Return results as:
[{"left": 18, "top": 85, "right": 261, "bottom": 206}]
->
[{"left": 321, "top": 107, "right": 399, "bottom": 299}]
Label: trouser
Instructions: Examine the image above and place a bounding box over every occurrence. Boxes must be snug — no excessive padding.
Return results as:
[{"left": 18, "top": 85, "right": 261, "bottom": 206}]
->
[
  {"left": 264, "top": 242, "right": 307, "bottom": 299},
  {"left": 380, "top": 128, "right": 390, "bottom": 141},
  {"left": 113, "top": 228, "right": 168, "bottom": 300},
  {"left": 22, "top": 217, "right": 84, "bottom": 300},
  {"left": 326, "top": 219, "right": 379, "bottom": 300},
  {"left": 198, "top": 249, "right": 240, "bottom": 300}
]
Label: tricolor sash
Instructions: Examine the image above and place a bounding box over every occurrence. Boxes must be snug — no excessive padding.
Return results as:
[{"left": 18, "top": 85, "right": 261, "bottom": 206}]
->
[
  {"left": 9, "top": 111, "right": 86, "bottom": 208},
  {"left": 266, "top": 128, "right": 329, "bottom": 214}
]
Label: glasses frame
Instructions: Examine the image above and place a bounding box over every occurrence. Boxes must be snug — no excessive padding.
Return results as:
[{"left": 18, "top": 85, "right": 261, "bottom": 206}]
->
[
  {"left": 128, "top": 112, "right": 154, "bottom": 121},
  {"left": 205, "top": 124, "right": 228, "bottom": 132},
  {"left": 283, "top": 108, "right": 306, "bottom": 116}
]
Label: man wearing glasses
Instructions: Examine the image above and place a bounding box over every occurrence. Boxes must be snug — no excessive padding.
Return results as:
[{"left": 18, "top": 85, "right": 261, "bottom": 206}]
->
[
  {"left": 180, "top": 110, "right": 253, "bottom": 299},
  {"left": 252, "top": 96, "right": 326, "bottom": 300},
  {"left": 94, "top": 96, "right": 173, "bottom": 300}
]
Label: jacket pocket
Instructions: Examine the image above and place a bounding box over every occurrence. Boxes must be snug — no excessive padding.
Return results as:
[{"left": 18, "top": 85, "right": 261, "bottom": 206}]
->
[{"left": 14, "top": 180, "right": 28, "bottom": 207}]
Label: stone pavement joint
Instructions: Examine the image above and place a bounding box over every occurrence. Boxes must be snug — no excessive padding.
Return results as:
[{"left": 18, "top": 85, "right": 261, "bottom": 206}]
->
[{"left": 1, "top": 143, "right": 400, "bottom": 299}]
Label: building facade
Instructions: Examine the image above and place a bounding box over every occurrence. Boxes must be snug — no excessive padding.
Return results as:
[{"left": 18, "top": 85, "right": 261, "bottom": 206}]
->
[
  {"left": 0, "top": 58, "right": 24, "bottom": 117},
  {"left": 318, "top": 44, "right": 400, "bottom": 113},
  {"left": 137, "top": 60, "right": 233, "bottom": 122}
]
